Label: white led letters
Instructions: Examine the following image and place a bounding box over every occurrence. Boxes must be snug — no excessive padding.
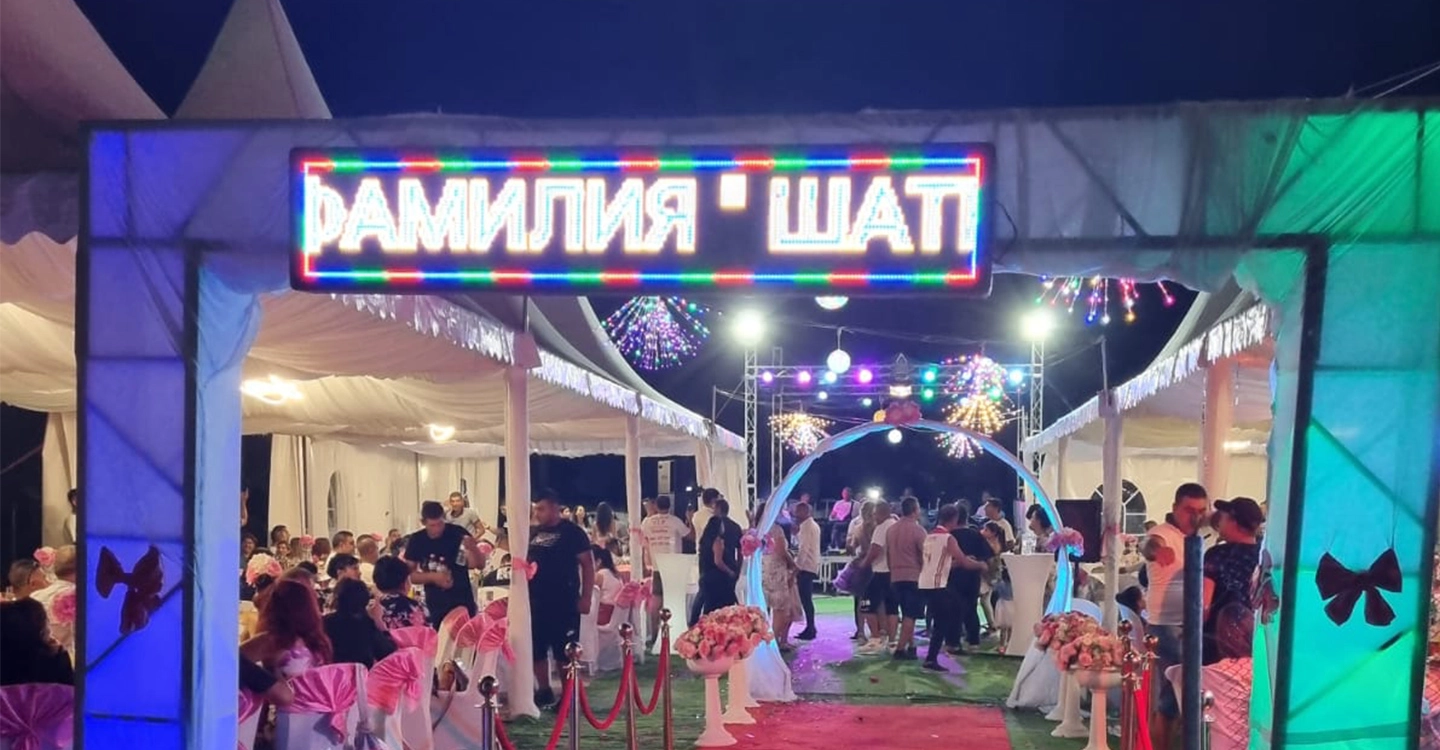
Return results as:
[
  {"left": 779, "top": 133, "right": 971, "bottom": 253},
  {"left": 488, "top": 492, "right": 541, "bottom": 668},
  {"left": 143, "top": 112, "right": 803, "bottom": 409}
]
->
[
  {"left": 766, "top": 175, "right": 977, "bottom": 254},
  {"left": 397, "top": 178, "right": 467, "bottom": 252}
]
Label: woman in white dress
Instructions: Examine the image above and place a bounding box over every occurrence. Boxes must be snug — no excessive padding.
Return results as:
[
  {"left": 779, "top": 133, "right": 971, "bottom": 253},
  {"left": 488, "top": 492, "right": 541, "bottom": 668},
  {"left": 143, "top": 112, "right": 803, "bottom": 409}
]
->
[{"left": 761, "top": 525, "right": 803, "bottom": 651}]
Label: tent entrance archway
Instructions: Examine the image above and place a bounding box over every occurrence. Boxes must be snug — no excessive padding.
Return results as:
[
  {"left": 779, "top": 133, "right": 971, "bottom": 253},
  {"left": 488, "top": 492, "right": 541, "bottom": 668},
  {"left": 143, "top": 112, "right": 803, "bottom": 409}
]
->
[{"left": 746, "top": 418, "right": 1075, "bottom": 618}]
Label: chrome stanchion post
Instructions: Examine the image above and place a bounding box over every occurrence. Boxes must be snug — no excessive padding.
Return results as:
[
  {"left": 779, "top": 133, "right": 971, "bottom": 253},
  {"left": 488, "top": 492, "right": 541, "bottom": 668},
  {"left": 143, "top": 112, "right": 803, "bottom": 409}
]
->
[
  {"left": 621, "top": 623, "right": 640, "bottom": 750},
  {"left": 566, "top": 642, "right": 584, "bottom": 750},
  {"left": 1201, "top": 691, "right": 1215, "bottom": 750},
  {"left": 478, "top": 675, "right": 499, "bottom": 750},
  {"left": 661, "top": 608, "right": 675, "bottom": 750}
]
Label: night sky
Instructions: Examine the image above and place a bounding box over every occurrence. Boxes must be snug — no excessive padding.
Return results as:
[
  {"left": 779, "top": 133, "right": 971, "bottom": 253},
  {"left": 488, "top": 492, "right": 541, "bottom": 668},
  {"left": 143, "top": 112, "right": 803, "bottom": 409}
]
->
[{"left": 48, "top": 0, "right": 1440, "bottom": 507}]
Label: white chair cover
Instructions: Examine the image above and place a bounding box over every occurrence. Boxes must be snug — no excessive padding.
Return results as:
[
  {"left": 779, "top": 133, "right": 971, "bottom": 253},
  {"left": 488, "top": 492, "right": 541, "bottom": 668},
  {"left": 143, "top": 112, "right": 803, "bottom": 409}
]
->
[
  {"left": 578, "top": 587, "right": 601, "bottom": 674},
  {"left": 431, "top": 606, "right": 472, "bottom": 682},
  {"left": 275, "top": 663, "right": 367, "bottom": 750},
  {"left": 431, "top": 642, "right": 486, "bottom": 750},
  {"left": 238, "top": 690, "right": 263, "bottom": 750},
  {"left": 367, "top": 648, "right": 433, "bottom": 750},
  {"left": 1006, "top": 641, "right": 1062, "bottom": 711},
  {"left": 1069, "top": 598, "right": 1102, "bottom": 622}
]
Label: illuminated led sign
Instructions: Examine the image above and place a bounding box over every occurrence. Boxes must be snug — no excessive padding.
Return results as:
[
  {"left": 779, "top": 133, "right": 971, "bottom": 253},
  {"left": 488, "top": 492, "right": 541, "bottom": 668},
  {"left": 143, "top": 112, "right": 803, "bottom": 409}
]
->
[{"left": 291, "top": 146, "right": 992, "bottom": 294}]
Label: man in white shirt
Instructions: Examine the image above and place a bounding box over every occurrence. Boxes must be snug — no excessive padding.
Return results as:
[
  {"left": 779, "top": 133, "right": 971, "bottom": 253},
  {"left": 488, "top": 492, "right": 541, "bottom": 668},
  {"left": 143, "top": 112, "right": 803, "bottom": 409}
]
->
[
  {"left": 793, "top": 502, "right": 822, "bottom": 640},
  {"left": 446, "top": 492, "right": 482, "bottom": 535},
  {"left": 641, "top": 495, "right": 691, "bottom": 568},
  {"left": 1142, "top": 482, "right": 1210, "bottom": 750},
  {"left": 858, "top": 502, "right": 898, "bottom": 654}
]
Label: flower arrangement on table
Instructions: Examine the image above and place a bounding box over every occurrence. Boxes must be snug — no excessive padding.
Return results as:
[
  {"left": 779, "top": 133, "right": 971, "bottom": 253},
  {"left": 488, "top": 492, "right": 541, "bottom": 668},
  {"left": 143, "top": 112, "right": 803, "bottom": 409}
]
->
[
  {"left": 245, "top": 553, "right": 283, "bottom": 587},
  {"left": 1045, "top": 527, "right": 1085, "bottom": 557},
  {"left": 1034, "top": 611, "right": 1100, "bottom": 654},
  {"left": 33, "top": 546, "right": 56, "bottom": 570},
  {"left": 676, "top": 605, "right": 772, "bottom": 662},
  {"left": 1054, "top": 630, "right": 1126, "bottom": 673}
]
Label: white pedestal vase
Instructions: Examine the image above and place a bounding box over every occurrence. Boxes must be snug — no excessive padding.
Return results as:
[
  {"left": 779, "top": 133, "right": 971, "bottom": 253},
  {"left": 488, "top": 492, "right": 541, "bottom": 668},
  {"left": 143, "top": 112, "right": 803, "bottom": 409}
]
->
[
  {"left": 1044, "top": 664, "right": 1067, "bottom": 721},
  {"left": 1073, "top": 669, "right": 1123, "bottom": 750},
  {"left": 1051, "top": 671, "right": 1088, "bottom": 738},
  {"left": 722, "top": 656, "right": 756, "bottom": 724},
  {"left": 687, "top": 657, "right": 737, "bottom": 747}
]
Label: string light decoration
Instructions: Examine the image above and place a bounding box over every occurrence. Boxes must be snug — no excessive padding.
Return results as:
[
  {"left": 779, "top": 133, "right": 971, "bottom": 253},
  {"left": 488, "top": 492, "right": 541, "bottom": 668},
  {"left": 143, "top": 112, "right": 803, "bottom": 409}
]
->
[
  {"left": 770, "top": 412, "right": 833, "bottom": 456},
  {"left": 937, "top": 355, "right": 1013, "bottom": 459},
  {"left": 1036, "top": 276, "right": 1176, "bottom": 325},
  {"left": 602, "top": 296, "right": 711, "bottom": 370}
]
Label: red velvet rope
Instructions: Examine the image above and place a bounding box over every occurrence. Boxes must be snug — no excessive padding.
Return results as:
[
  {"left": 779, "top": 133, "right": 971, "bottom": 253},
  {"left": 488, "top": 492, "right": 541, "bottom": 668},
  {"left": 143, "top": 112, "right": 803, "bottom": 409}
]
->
[
  {"left": 1133, "top": 668, "right": 1154, "bottom": 750},
  {"left": 631, "top": 640, "right": 670, "bottom": 715},
  {"left": 579, "top": 657, "right": 633, "bottom": 730},
  {"left": 496, "top": 675, "right": 574, "bottom": 750}
]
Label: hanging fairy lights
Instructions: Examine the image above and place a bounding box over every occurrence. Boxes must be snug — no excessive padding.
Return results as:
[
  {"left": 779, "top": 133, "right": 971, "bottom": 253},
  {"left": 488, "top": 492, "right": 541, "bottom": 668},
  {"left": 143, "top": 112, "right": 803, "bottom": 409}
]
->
[
  {"left": 769, "top": 412, "right": 833, "bottom": 456},
  {"left": 602, "top": 296, "right": 712, "bottom": 370},
  {"left": 1036, "top": 276, "right": 1176, "bottom": 325}
]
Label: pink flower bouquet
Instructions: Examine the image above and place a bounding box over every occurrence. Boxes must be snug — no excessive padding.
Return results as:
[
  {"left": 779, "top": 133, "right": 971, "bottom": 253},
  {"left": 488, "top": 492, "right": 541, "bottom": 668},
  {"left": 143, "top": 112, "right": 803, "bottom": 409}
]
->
[
  {"left": 245, "top": 553, "right": 283, "bottom": 587},
  {"left": 33, "top": 546, "right": 56, "bottom": 569},
  {"left": 1033, "top": 611, "right": 1100, "bottom": 652},
  {"left": 1054, "top": 630, "right": 1126, "bottom": 672},
  {"left": 51, "top": 588, "right": 77, "bottom": 625},
  {"left": 1045, "top": 526, "right": 1085, "bottom": 557},
  {"left": 739, "top": 530, "right": 769, "bottom": 558},
  {"left": 675, "top": 604, "right": 772, "bottom": 662}
]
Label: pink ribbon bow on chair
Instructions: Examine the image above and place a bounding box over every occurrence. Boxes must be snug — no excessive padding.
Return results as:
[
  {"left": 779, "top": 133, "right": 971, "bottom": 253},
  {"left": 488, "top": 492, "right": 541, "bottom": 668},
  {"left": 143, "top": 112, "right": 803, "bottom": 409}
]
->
[
  {"left": 455, "top": 613, "right": 514, "bottom": 662},
  {"left": 0, "top": 684, "right": 74, "bottom": 750},
  {"left": 366, "top": 648, "right": 426, "bottom": 714},
  {"left": 514, "top": 560, "right": 538, "bottom": 581},
  {"left": 388, "top": 625, "right": 438, "bottom": 659},
  {"left": 238, "top": 689, "right": 263, "bottom": 723},
  {"left": 615, "top": 578, "right": 653, "bottom": 608},
  {"left": 281, "top": 663, "right": 360, "bottom": 743}
]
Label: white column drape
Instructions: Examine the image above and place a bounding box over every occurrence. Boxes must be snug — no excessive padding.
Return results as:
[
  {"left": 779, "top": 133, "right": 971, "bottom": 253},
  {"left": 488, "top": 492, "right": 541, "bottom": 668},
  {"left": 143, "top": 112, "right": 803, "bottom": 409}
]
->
[
  {"left": 694, "top": 437, "right": 713, "bottom": 491},
  {"left": 624, "top": 414, "right": 642, "bottom": 552},
  {"left": 1200, "top": 361, "right": 1236, "bottom": 496},
  {"left": 40, "top": 412, "right": 77, "bottom": 546},
  {"left": 1099, "top": 393, "right": 1124, "bottom": 630},
  {"left": 503, "top": 364, "right": 537, "bottom": 717},
  {"left": 266, "top": 435, "right": 306, "bottom": 535}
]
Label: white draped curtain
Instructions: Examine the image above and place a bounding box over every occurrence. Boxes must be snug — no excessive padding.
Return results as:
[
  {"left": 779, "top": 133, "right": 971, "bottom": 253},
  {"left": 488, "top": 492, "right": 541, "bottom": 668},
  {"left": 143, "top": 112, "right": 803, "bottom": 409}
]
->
[{"left": 40, "top": 412, "right": 77, "bottom": 546}]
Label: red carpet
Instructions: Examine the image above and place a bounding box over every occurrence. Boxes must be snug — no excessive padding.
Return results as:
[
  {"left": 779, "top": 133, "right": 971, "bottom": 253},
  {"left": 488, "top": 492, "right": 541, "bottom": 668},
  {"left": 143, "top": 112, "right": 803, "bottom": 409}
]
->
[{"left": 727, "top": 702, "right": 1012, "bottom": 750}]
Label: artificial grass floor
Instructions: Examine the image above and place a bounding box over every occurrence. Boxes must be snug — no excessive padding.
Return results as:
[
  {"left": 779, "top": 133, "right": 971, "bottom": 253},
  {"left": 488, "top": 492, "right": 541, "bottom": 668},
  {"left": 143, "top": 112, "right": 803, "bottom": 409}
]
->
[{"left": 502, "top": 596, "right": 1080, "bottom": 750}]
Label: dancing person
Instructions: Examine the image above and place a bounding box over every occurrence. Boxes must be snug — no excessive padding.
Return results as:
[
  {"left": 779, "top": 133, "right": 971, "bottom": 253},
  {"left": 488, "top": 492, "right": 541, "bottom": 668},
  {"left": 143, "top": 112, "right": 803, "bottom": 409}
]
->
[
  {"left": 858, "top": 501, "right": 898, "bottom": 655},
  {"left": 886, "top": 497, "right": 928, "bottom": 659},
  {"left": 762, "top": 522, "right": 803, "bottom": 651},
  {"left": 698, "top": 498, "right": 743, "bottom": 619},
  {"left": 793, "top": 501, "right": 821, "bottom": 640},
  {"left": 5, "top": 560, "right": 47, "bottom": 601},
  {"left": 447, "top": 491, "right": 481, "bottom": 535},
  {"left": 982, "top": 500, "right": 1015, "bottom": 552},
  {"left": 1144, "top": 483, "right": 1210, "bottom": 750},
  {"left": 528, "top": 488, "right": 595, "bottom": 709},
  {"left": 404, "top": 500, "right": 486, "bottom": 629},
  {"left": 979, "top": 521, "right": 1010, "bottom": 634},
  {"left": 1203, "top": 497, "right": 1263, "bottom": 664},
  {"left": 374, "top": 556, "right": 430, "bottom": 629},
  {"left": 688, "top": 488, "right": 722, "bottom": 625},
  {"left": 0, "top": 598, "right": 74, "bottom": 686},
  {"left": 323, "top": 578, "right": 397, "bottom": 668},
  {"left": 847, "top": 501, "right": 878, "bottom": 641},
  {"left": 829, "top": 487, "right": 855, "bottom": 550},
  {"left": 243, "top": 579, "right": 334, "bottom": 678},
  {"left": 946, "top": 502, "right": 996, "bottom": 653},
  {"left": 918, "top": 505, "right": 986, "bottom": 671}
]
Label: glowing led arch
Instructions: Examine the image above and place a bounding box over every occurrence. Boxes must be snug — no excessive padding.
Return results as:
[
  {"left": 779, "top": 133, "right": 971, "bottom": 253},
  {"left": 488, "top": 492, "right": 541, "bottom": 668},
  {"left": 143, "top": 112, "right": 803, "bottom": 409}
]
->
[{"left": 744, "top": 419, "right": 1072, "bottom": 616}]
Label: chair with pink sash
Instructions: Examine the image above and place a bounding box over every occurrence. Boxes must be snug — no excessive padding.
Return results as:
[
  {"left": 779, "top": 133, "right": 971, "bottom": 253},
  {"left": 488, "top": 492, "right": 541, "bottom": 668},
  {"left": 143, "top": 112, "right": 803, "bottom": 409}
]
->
[
  {"left": 389, "top": 626, "right": 438, "bottom": 662},
  {"left": 276, "top": 663, "right": 390, "bottom": 750},
  {"left": 0, "top": 684, "right": 74, "bottom": 750},
  {"left": 431, "top": 607, "right": 473, "bottom": 683},
  {"left": 1165, "top": 658, "right": 1252, "bottom": 750},
  {"left": 367, "top": 647, "right": 432, "bottom": 750},
  {"left": 432, "top": 612, "right": 513, "bottom": 750},
  {"left": 237, "top": 690, "right": 263, "bottom": 750}
]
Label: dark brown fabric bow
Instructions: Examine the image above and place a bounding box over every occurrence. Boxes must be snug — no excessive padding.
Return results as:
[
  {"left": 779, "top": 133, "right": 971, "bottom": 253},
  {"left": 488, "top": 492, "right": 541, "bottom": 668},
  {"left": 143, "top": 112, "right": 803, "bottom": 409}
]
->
[
  {"left": 1315, "top": 548, "right": 1401, "bottom": 627},
  {"left": 96, "top": 546, "right": 164, "bottom": 635}
]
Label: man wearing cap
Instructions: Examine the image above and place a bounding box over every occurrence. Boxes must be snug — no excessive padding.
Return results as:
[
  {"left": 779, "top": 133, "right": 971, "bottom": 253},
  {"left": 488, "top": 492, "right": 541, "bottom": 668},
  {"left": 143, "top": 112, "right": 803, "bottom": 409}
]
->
[{"left": 1201, "top": 496, "right": 1264, "bottom": 665}]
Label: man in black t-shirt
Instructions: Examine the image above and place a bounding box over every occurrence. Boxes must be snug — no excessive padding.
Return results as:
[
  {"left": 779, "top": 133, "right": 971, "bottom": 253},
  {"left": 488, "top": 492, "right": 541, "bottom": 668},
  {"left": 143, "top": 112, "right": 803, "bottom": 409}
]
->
[
  {"left": 528, "top": 488, "right": 595, "bottom": 709},
  {"left": 946, "top": 502, "right": 995, "bottom": 652},
  {"left": 403, "top": 501, "right": 486, "bottom": 629},
  {"left": 697, "top": 498, "right": 743, "bottom": 619}
]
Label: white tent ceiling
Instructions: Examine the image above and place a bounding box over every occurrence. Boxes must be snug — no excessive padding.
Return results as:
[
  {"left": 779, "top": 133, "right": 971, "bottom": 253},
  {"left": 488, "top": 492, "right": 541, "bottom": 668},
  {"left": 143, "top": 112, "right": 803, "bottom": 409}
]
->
[{"left": 0, "top": 0, "right": 736, "bottom": 458}]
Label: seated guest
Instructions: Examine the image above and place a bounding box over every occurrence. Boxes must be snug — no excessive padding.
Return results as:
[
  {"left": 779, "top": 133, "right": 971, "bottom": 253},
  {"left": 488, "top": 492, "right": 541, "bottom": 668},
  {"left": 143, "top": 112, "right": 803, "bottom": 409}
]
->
[
  {"left": 242, "top": 579, "right": 333, "bottom": 678},
  {"left": 374, "top": 556, "right": 429, "bottom": 630},
  {"left": 327, "top": 553, "right": 362, "bottom": 584},
  {"left": 480, "top": 528, "right": 513, "bottom": 588},
  {"left": 30, "top": 545, "right": 77, "bottom": 653},
  {"left": 5, "top": 560, "right": 47, "bottom": 601},
  {"left": 592, "top": 544, "right": 624, "bottom": 627},
  {"left": 0, "top": 598, "right": 75, "bottom": 685},
  {"left": 240, "top": 653, "right": 294, "bottom": 707},
  {"left": 323, "top": 579, "right": 397, "bottom": 669}
]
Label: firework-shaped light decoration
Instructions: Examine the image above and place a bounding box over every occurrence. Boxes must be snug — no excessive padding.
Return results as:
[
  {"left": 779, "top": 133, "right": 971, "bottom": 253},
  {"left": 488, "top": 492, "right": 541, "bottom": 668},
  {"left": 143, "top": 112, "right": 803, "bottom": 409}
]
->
[
  {"left": 1036, "top": 276, "right": 1175, "bottom": 325},
  {"left": 603, "top": 296, "right": 712, "bottom": 370},
  {"left": 770, "top": 412, "right": 833, "bottom": 456},
  {"left": 937, "top": 355, "right": 1013, "bottom": 459}
]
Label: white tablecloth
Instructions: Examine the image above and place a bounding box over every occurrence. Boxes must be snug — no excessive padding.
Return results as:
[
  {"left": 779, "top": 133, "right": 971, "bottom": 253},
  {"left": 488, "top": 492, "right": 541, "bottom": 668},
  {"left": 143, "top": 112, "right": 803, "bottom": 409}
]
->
[{"left": 1002, "top": 553, "right": 1055, "bottom": 656}]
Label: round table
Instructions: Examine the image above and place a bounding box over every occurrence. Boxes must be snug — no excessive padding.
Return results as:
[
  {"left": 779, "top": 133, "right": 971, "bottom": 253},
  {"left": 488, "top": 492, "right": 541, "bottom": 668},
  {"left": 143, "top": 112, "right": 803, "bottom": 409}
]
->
[{"left": 1002, "top": 553, "right": 1056, "bottom": 656}]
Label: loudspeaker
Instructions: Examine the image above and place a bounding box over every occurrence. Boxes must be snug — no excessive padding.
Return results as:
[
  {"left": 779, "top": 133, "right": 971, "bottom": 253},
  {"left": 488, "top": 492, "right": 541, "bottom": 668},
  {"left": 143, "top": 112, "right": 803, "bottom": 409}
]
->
[{"left": 1054, "top": 498, "right": 1102, "bottom": 563}]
